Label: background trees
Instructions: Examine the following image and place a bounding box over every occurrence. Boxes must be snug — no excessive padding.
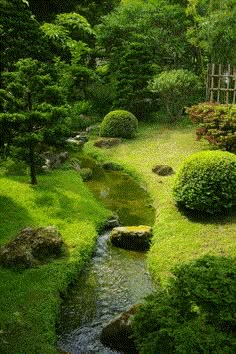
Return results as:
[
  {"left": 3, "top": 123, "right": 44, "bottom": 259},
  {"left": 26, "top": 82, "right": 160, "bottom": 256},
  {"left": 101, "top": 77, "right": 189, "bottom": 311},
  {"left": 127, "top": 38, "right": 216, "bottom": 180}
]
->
[{"left": 96, "top": 0, "right": 198, "bottom": 119}]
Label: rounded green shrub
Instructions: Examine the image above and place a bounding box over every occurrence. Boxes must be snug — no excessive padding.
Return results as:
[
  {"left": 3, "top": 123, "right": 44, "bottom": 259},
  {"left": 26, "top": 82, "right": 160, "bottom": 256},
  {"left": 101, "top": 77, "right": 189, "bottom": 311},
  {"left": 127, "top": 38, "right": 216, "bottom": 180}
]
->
[
  {"left": 173, "top": 150, "right": 236, "bottom": 213},
  {"left": 100, "top": 110, "right": 138, "bottom": 139}
]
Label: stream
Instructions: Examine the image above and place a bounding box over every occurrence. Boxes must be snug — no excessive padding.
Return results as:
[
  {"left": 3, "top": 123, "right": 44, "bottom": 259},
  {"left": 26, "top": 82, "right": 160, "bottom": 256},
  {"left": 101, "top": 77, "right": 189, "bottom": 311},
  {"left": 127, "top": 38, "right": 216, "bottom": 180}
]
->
[{"left": 57, "top": 155, "right": 155, "bottom": 353}]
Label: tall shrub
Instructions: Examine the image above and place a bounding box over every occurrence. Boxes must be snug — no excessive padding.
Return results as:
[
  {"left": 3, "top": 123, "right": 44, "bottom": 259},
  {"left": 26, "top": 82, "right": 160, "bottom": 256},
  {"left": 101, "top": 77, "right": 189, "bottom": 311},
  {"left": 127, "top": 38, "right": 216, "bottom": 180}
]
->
[{"left": 149, "top": 69, "right": 202, "bottom": 121}]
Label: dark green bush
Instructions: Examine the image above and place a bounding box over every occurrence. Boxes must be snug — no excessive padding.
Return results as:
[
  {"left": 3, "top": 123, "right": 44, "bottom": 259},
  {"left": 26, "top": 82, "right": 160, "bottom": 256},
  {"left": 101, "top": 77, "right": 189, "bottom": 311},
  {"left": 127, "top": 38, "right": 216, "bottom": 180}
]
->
[
  {"left": 173, "top": 150, "right": 236, "bottom": 213},
  {"left": 100, "top": 110, "right": 138, "bottom": 139},
  {"left": 132, "top": 255, "right": 236, "bottom": 354},
  {"left": 186, "top": 102, "right": 236, "bottom": 152}
]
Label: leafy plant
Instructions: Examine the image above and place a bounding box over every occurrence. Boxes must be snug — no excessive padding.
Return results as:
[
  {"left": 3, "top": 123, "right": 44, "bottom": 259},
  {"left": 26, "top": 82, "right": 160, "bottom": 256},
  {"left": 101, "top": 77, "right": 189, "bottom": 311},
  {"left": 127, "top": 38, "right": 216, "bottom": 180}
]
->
[
  {"left": 132, "top": 255, "right": 236, "bottom": 354},
  {"left": 149, "top": 69, "right": 202, "bottom": 121},
  {"left": 186, "top": 102, "right": 236, "bottom": 152},
  {"left": 100, "top": 110, "right": 138, "bottom": 139},
  {"left": 173, "top": 150, "right": 236, "bottom": 213}
]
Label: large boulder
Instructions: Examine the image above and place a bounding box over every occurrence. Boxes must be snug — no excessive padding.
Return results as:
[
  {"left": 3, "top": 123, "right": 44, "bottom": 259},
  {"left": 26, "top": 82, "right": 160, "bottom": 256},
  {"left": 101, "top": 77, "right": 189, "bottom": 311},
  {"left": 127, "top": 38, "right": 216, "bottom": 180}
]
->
[
  {"left": 100, "top": 304, "right": 139, "bottom": 353},
  {"left": 0, "top": 226, "right": 64, "bottom": 268},
  {"left": 110, "top": 226, "right": 152, "bottom": 251}
]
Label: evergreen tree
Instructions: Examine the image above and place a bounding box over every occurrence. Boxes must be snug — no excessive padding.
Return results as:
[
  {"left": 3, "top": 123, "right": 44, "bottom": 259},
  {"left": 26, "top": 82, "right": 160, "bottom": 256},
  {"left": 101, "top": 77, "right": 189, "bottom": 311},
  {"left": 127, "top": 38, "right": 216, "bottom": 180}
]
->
[
  {"left": 0, "top": 0, "right": 50, "bottom": 72},
  {"left": 0, "top": 58, "right": 71, "bottom": 185}
]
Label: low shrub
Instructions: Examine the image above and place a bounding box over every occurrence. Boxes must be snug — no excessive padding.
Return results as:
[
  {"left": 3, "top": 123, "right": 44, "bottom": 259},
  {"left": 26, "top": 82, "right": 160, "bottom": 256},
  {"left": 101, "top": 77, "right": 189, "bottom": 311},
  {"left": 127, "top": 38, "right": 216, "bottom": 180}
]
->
[
  {"left": 132, "top": 255, "right": 236, "bottom": 354},
  {"left": 186, "top": 102, "right": 236, "bottom": 152},
  {"left": 173, "top": 150, "right": 236, "bottom": 213},
  {"left": 100, "top": 110, "right": 138, "bottom": 139},
  {"left": 149, "top": 69, "right": 202, "bottom": 121}
]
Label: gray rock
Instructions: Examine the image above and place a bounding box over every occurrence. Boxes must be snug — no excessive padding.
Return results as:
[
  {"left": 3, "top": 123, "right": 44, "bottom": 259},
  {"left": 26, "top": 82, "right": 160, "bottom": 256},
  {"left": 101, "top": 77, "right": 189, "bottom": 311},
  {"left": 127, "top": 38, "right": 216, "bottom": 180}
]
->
[{"left": 110, "top": 226, "right": 152, "bottom": 251}]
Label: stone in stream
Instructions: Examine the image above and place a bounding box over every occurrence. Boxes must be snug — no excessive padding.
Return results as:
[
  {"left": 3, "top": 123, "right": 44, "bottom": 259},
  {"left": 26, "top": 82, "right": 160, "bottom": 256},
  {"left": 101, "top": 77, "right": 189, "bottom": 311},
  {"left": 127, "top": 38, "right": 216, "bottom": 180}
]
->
[
  {"left": 110, "top": 225, "right": 152, "bottom": 251},
  {"left": 100, "top": 304, "right": 140, "bottom": 353}
]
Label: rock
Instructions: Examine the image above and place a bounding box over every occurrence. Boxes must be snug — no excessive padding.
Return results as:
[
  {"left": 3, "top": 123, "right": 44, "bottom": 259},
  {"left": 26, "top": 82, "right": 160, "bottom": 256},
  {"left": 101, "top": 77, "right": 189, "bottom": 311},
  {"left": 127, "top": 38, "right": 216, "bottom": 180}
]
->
[
  {"left": 0, "top": 226, "right": 64, "bottom": 268},
  {"left": 110, "top": 225, "right": 152, "bottom": 251},
  {"left": 100, "top": 304, "right": 139, "bottom": 353},
  {"left": 94, "top": 138, "right": 122, "bottom": 149},
  {"left": 42, "top": 151, "right": 69, "bottom": 171},
  {"left": 152, "top": 164, "right": 174, "bottom": 176},
  {"left": 104, "top": 215, "right": 120, "bottom": 230},
  {"left": 102, "top": 161, "right": 124, "bottom": 171}
]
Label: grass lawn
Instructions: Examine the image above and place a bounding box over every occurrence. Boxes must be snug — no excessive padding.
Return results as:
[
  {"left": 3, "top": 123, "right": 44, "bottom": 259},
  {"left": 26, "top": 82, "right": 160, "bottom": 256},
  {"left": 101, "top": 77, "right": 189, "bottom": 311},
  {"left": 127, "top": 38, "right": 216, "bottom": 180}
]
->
[
  {"left": 84, "top": 122, "right": 236, "bottom": 285},
  {"left": 0, "top": 170, "right": 111, "bottom": 353}
]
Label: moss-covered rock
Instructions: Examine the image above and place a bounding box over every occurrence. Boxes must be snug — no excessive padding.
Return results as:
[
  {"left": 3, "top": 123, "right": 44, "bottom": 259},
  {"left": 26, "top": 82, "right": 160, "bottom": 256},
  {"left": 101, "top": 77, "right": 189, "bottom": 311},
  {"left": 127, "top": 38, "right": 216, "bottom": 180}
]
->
[
  {"left": 0, "top": 226, "right": 64, "bottom": 268},
  {"left": 110, "top": 225, "right": 152, "bottom": 251}
]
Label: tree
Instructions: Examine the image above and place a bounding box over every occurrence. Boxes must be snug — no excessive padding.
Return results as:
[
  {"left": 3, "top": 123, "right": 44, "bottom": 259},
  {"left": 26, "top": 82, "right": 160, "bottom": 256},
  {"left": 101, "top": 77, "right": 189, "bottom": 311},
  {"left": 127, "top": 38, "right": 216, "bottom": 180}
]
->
[
  {"left": 149, "top": 69, "right": 202, "bottom": 121},
  {"left": 0, "top": 0, "right": 50, "bottom": 72},
  {"left": 0, "top": 58, "right": 71, "bottom": 185},
  {"left": 186, "top": 0, "right": 236, "bottom": 67},
  {"left": 96, "top": 0, "right": 197, "bottom": 119},
  {"left": 132, "top": 255, "right": 236, "bottom": 353},
  {"left": 29, "top": 0, "right": 120, "bottom": 24}
]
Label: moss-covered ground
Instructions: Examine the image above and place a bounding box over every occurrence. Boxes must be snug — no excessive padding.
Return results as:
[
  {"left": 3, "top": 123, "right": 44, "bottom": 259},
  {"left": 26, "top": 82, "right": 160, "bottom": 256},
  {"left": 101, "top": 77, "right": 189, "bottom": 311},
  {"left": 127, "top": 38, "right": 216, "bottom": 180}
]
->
[
  {"left": 0, "top": 170, "right": 111, "bottom": 353},
  {"left": 84, "top": 122, "right": 236, "bottom": 285}
]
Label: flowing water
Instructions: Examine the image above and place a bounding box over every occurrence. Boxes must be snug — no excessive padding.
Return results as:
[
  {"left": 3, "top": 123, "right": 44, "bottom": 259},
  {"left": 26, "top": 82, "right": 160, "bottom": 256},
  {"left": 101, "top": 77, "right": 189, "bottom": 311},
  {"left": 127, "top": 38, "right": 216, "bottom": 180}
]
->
[{"left": 57, "top": 155, "right": 155, "bottom": 353}]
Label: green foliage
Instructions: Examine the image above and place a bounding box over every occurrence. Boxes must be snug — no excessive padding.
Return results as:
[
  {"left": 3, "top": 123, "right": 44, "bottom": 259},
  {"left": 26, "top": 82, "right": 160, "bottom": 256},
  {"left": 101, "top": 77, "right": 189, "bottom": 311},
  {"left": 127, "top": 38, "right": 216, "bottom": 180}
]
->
[
  {"left": 149, "top": 69, "right": 202, "bottom": 121},
  {"left": 173, "top": 150, "right": 236, "bottom": 213},
  {"left": 132, "top": 255, "right": 236, "bottom": 354},
  {"left": 186, "top": 0, "right": 236, "bottom": 66},
  {"left": 0, "top": 0, "right": 50, "bottom": 71},
  {"left": 186, "top": 102, "right": 236, "bottom": 152},
  {"left": 96, "top": 1, "right": 196, "bottom": 120},
  {"left": 100, "top": 110, "right": 138, "bottom": 139},
  {"left": 0, "top": 58, "right": 71, "bottom": 184}
]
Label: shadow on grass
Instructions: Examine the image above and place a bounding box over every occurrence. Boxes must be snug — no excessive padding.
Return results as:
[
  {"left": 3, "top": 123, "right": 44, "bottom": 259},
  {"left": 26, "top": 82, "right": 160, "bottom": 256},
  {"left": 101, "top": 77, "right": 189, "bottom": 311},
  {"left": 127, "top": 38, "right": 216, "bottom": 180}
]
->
[
  {"left": 0, "top": 196, "right": 33, "bottom": 244},
  {"left": 176, "top": 202, "right": 236, "bottom": 225}
]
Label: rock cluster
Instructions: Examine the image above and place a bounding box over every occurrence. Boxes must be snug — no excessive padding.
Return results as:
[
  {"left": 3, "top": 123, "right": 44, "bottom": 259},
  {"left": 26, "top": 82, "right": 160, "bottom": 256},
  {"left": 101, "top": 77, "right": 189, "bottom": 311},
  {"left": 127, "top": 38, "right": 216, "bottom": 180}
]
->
[{"left": 0, "top": 226, "right": 64, "bottom": 268}]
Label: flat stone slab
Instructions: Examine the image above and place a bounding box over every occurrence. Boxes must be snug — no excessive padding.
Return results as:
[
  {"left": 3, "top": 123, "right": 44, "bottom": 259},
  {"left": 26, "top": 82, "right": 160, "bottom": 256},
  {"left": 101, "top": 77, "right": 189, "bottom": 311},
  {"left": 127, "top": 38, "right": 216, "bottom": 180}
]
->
[{"left": 110, "top": 225, "right": 152, "bottom": 251}]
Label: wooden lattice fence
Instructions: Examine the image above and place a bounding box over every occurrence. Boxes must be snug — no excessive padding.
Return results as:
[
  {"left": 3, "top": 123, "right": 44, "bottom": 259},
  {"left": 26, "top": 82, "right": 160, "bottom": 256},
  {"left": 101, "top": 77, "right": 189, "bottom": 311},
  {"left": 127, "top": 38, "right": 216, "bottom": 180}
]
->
[{"left": 206, "top": 64, "right": 236, "bottom": 104}]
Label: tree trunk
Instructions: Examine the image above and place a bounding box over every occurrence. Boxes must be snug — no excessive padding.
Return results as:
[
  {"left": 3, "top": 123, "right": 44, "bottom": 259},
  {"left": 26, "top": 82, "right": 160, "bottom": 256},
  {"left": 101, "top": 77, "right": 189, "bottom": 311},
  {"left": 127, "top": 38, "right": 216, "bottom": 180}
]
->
[{"left": 29, "top": 143, "right": 37, "bottom": 185}]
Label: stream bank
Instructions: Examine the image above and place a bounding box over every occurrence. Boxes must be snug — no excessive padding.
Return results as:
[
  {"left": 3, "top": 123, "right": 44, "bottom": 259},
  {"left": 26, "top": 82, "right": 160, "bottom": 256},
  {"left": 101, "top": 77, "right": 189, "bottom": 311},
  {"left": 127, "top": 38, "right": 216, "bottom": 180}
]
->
[{"left": 57, "top": 154, "right": 155, "bottom": 353}]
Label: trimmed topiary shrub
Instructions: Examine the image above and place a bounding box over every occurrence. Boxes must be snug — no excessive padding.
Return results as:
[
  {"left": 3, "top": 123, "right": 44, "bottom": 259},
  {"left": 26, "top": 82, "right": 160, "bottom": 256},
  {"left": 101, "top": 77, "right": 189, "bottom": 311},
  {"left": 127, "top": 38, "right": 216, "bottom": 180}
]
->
[
  {"left": 100, "top": 110, "right": 138, "bottom": 139},
  {"left": 173, "top": 150, "right": 236, "bottom": 213}
]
